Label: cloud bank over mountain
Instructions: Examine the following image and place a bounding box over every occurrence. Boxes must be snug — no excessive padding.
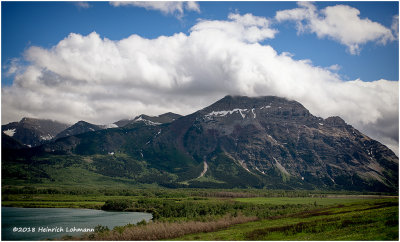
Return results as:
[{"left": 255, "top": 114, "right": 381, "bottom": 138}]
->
[{"left": 2, "top": 12, "right": 398, "bottom": 154}]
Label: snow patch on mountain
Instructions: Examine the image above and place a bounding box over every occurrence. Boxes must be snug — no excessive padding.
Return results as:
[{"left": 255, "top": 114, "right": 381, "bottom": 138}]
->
[
  {"left": 104, "top": 123, "right": 118, "bottom": 129},
  {"left": 251, "top": 108, "right": 256, "bottom": 118},
  {"left": 3, "top": 129, "right": 16, "bottom": 137},
  {"left": 40, "top": 134, "right": 53, "bottom": 141},
  {"left": 260, "top": 105, "right": 271, "bottom": 109},
  {"left": 205, "top": 108, "right": 249, "bottom": 119},
  {"left": 134, "top": 116, "right": 162, "bottom": 125}
]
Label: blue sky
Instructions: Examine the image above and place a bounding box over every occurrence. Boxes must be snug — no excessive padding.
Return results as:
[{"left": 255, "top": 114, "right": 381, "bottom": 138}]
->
[
  {"left": 2, "top": 1, "right": 398, "bottom": 85},
  {"left": 1, "top": 1, "right": 399, "bottom": 153}
]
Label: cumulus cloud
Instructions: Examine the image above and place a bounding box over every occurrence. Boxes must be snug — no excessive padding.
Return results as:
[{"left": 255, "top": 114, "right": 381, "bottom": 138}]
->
[
  {"left": 75, "top": 2, "right": 91, "bottom": 9},
  {"left": 392, "top": 15, "right": 399, "bottom": 40},
  {"left": 3, "top": 58, "right": 23, "bottom": 77},
  {"left": 2, "top": 13, "right": 398, "bottom": 154},
  {"left": 192, "top": 13, "right": 277, "bottom": 43},
  {"left": 276, "top": 2, "right": 396, "bottom": 54},
  {"left": 110, "top": 1, "right": 200, "bottom": 18},
  {"left": 326, "top": 64, "right": 341, "bottom": 72}
]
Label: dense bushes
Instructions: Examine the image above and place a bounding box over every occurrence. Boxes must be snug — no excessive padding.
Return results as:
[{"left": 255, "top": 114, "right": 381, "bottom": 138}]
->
[
  {"left": 5, "top": 186, "right": 382, "bottom": 198},
  {"left": 100, "top": 196, "right": 318, "bottom": 221},
  {"left": 92, "top": 155, "right": 146, "bottom": 179},
  {"left": 134, "top": 198, "right": 233, "bottom": 220},
  {"left": 101, "top": 197, "right": 239, "bottom": 220},
  {"left": 101, "top": 199, "right": 133, "bottom": 211}
]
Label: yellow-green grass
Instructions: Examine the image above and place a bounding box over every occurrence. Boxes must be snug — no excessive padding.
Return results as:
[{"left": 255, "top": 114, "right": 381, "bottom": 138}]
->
[
  {"left": 234, "top": 196, "right": 390, "bottom": 206},
  {"left": 1, "top": 200, "right": 104, "bottom": 209},
  {"left": 1, "top": 193, "right": 218, "bottom": 209},
  {"left": 2, "top": 194, "right": 135, "bottom": 209},
  {"left": 174, "top": 198, "right": 398, "bottom": 241}
]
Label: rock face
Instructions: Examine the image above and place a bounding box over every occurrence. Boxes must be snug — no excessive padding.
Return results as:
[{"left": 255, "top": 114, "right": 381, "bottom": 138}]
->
[
  {"left": 168, "top": 95, "right": 398, "bottom": 191},
  {"left": 1, "top": 117, "right": 69, "bottom": 147}
]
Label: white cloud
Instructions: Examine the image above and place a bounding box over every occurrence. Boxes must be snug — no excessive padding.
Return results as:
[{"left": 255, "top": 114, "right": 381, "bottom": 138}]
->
[
  {"left": 392, "top": 15, "right": 399, "bottom": 40},
  {"left": 3, "top": 58, "right": 22, "bottom": 77},
  {"left": 276, "top": 2, "right": 396, "bottom": 54},
  {"left": 185, "top": 1, "right": 200, "bottom": 13},
  {"left": 75, "top": 2, "right": 91, "bottom": 9},
  {"left": 2, "top": 13, "right": 398, "bottom": 155},
  {"left": 326, "top": 64, "right": 341, "bottom": 71},
  {"left": 110, "top": 1, "right": 200, "bottom": 18},
  {"left": 192, "top": 13, "right": 277, "bottom": 43}
]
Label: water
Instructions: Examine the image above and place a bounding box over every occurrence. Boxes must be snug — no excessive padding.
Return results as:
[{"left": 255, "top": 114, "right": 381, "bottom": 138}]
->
[{"left": 1, "top": 207, "right": 152, "bottom": 240}]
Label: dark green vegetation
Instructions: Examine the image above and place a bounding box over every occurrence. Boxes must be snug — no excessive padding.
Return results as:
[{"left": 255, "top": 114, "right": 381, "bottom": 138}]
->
[
  {"left": 2, "top": 188, "right": 398, "bottom": 240},
  {"left": 3, "top": 153, "right": 180, "bottom": 188},
  {"left": 0, "top": 187, "right": 326, "bottom": 210}
]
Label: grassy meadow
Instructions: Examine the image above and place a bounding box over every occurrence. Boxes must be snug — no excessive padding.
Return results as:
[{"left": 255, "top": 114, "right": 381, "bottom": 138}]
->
[
  {"left": 176, "top": 198, "right": 398, "bottom": 240},
  {"left": 234, "top": 196, "right": 373, "bottom": 206},
  {"left": 2, "top": 187, "right": 398, "bottom": 240}
]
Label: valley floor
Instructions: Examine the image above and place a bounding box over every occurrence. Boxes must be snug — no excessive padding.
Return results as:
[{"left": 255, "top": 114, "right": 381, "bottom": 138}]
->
[{"left": 2, "top": 188, "right": 398, "bottom": 240}]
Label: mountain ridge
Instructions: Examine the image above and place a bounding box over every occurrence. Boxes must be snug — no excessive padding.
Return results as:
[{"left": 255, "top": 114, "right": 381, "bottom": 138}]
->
[
  {"left": 1, "top": 117, "right": 70, "bottom": 147},
  {"left": 54, "top": 121, "right": 104, "bottom": 140},
  {"left": 2, "top": 95, "right": 398, "bottom": 192},
  {"left": 114, "top": 112, "right": 182, "bottom": 127}
]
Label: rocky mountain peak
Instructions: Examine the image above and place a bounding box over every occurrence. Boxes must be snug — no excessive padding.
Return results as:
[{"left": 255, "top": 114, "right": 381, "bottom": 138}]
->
[
  {"left": 209, "top": 95, "right": 296, "bottom": 107},
  {"left": 2, "top": 117, "right": 69, "bottom": 147},
  {"left": 76, "top": 120, "right": 90, "bottom": 125},
  {"left": 133, "top": 115, "right": 162, "bottom": 125},
  {"left": 115, "top": 112, "right": 182, "bottom": 127},
  {"left": 158, "top": 112, "right": 182, "bottom": 121},
  {"left": 54, "top": 121, "right": 102, "bottom": 140},
  {"left": 198, "top": 95, "right": 312, "bottom": 123},
  {"left": 325, "top": 116, "right": 347, "bottom": 126}
]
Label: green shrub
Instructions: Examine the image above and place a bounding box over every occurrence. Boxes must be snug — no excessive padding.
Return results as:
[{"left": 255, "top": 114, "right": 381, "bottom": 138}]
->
[
  {"left": 101, "top": 199, "right": 132, "bottom": 211},
  {"left": 136, "top": 219, "right": 147, "bottom": 226},
  {"left": 94, "top": 225, "right": 109, "bottom": 233}
]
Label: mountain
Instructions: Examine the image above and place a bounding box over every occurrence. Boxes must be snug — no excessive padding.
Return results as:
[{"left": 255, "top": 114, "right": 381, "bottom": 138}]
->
[
  {"left": 1, "top": 117, "right": 69, "bottom": 147},
  {"left": 114, "top": 112, "right": 182, "bottom": 127},
  {"left": 2, "top": 96, "right": 398, "bottom": 192},
  {"left": 167, "top": 95, "right": 398, "bottom": 190},
  {"left": 54, "top": 121, "right": 104, "bottom": 140}
]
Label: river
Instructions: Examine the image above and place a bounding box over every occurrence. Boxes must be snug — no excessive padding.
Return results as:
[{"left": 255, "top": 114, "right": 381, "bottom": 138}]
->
[{"left": 2, "top": 207, "right": 152, "bottom": 240}]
